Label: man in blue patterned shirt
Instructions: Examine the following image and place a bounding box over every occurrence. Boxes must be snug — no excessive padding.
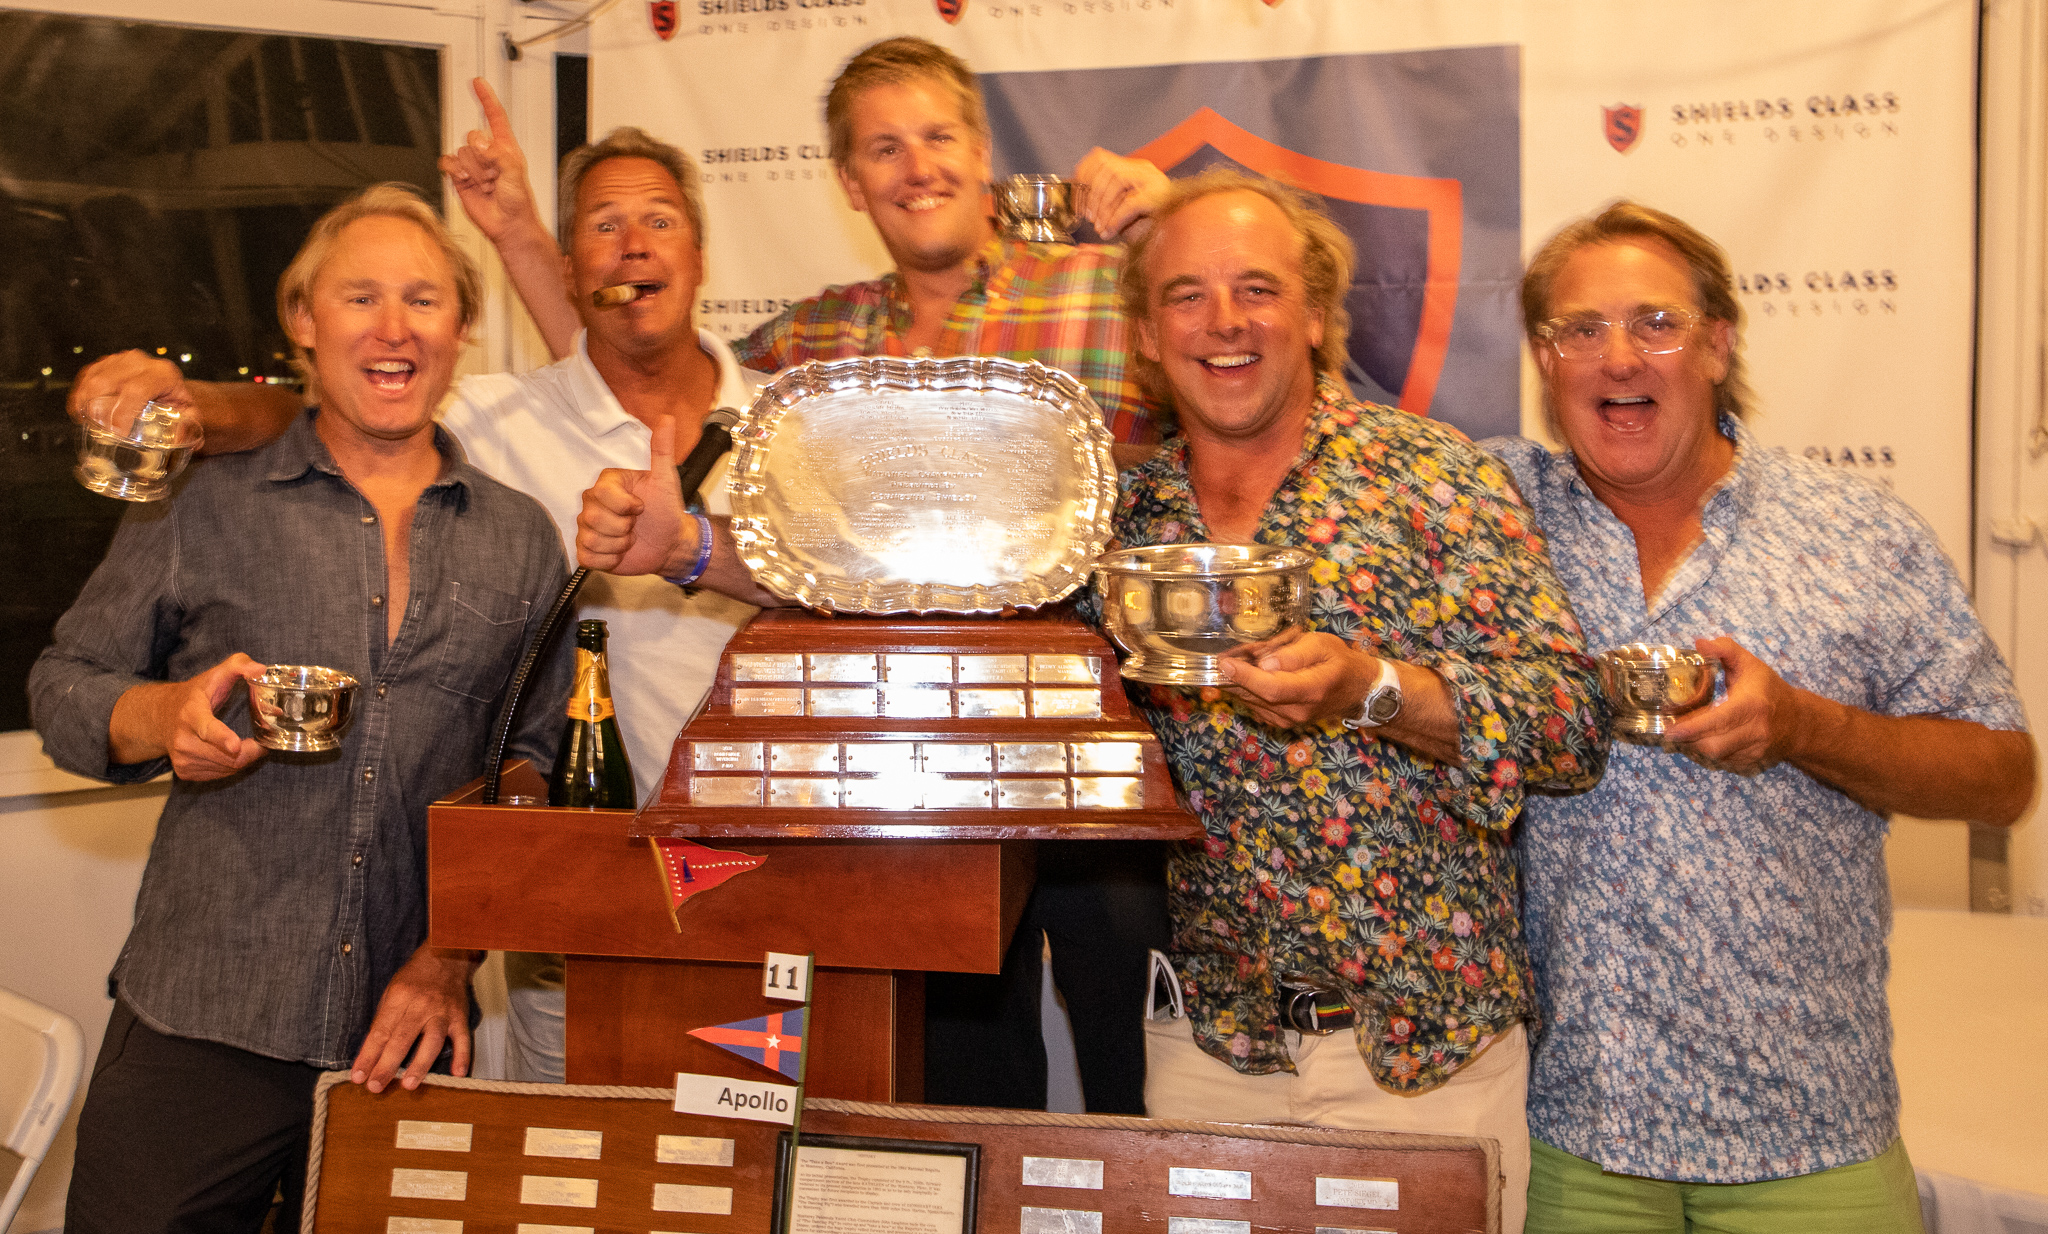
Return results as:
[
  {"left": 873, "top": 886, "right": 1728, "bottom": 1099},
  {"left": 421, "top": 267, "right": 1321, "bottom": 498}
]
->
[
  {"left": 1118, "top": 170, "right": 1607, "bottom": 1234},
  {"left": 1486, "top": 201, "right": 2035, "bottom": 1233}
]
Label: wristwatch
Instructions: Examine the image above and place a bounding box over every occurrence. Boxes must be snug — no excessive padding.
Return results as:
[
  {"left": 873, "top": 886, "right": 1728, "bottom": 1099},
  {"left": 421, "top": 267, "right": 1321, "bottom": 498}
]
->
[{"left": 1341, "top": 656, "right": 1403, "bottom": 730}]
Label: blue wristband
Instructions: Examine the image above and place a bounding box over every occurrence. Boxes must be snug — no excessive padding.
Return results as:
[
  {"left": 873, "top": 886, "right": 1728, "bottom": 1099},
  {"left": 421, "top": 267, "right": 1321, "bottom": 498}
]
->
[{"left": 665, "top": 512, "right": 715, "bottom": 588}]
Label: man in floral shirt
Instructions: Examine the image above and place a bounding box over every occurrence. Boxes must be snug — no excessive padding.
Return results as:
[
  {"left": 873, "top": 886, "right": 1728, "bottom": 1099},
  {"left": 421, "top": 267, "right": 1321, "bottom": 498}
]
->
[{"left": 1115, "top": 170, "right": 1606, "bottom": 1234}]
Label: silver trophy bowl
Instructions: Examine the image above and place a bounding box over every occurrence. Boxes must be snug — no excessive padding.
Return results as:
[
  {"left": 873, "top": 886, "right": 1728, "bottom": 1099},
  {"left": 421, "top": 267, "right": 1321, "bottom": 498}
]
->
[
  {"left": 1597, "top": 643, "right": 1717, "bottom": 738},
  {"left": 249, "top": 665, "right": 359, "bottom": 752},
  {"left": 1094, "top": 543, "right": 1315, "bottom": 686},
  {"left": 995, "top": 173, "right": 1077, "bottom": 244}
]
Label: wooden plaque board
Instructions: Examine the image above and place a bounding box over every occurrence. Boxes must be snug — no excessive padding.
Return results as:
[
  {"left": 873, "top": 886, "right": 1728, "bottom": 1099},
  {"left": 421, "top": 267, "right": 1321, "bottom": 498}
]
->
[{"left": 306, "top": 1074, "right": 1497, "bottom": 1233}]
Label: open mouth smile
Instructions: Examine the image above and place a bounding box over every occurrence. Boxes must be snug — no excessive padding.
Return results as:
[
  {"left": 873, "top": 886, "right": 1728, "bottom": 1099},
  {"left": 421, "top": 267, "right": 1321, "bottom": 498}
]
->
[
  {"left": 1200, "top": 353, "right": 1258, "bottom": 373},
  {"left": 1599, "top": 395, "right": 1655, "bottom": 430},
  {"left": 366, "top": 360, "right": 415, "bottom": 392}
]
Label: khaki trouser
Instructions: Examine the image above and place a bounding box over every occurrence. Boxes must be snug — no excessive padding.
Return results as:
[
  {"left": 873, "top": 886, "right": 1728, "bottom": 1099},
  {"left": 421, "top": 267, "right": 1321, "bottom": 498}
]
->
[{"left": 1144, "top": 1006, "right": 1530, "bottom": 1234}]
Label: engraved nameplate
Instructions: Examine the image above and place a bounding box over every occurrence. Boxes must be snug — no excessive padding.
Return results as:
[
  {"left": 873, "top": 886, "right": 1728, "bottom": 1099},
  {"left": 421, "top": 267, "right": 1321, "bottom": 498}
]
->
[
  {"left": 1031, "top": 654, "right": 1100, "bottom": 683},
  {"left": 883, "top": 653, "right": 954, "bottom": 682},
  {"left": 394, "top": 1121, "right": 472, "bottom": 1152},
  {"left": 386, "top": 1219, "right": 463, "bottom": 1234},
  {"left": 519, "top": 1176, "right": 597, "bottom": 1208},
  {"left": 731, "top": 653, "right": 802, "bottom": 681},
  {"left": 921, "top": 743, "right": 992, "bottom": 773},
  {"left": 652, "top": 1183, "right": 734, "bottom": 1215},
  {"left": 999, "top": 780, "right": 1068, "bottom": 809},
  {"left": 769, "top": 743, "right": 839, "bottom": 772},
  {"left": 1315, "top": 1178, "right": 1399, "bottom": 1210},
  {"left": 845, "top": 743, "right": 916, "bottom": 774},
  {"left": 769, "top": 778, "right": 839, "bottom": 808},
  {"left": 1034, "top": 689, "right": 1102, "bottom": 719},
  {"left": 1072, "top": 777, "right": 1143, "bottom": 809},
  {"left": 1022, "top": 1157, "right": 1104, "bottom": 1189},
  {"left": 691, "top": 778, "right": 762, "bottom": 807},
  {"left": 1168, "top": 1221, "right": 1250, "bottom": 1234},
  {"left": 516, "top": 1226, "right": 591, "bottom": 1234},
  {"left": 881, "top": 685, "right": 953, "bottom": 718},
  {"left": 808, "top": 687, "right": 878, "bottom": 717},
  {"left": 1169, "top": 1168, "right": 1253, "bottom": 1200},
  {"left": 998, "top": 743, "right": 1067, "bottom": 773},
  {"left": 390, "top": 1168, "right": 467, "bottom": 1201},
  {"left": 957, "top": 689, "right": 1026, "bottom": 718},
  {"left": 1022, "top": 1208, "right": 1103, "bottom": 1234},
  {"left": 842, "top": 778, "right": 915, "bottom": 809},
  {"left": 958, "top": 654, "right": 1028, "bottom": 682},
  {"left": 656, "top": 1135, "right": 736, "bottom": 1166},
  {"left": 807, "top": 653, "right": 877, "bottom": 682},
  {"left": 523, "top": 1128, "right": 601, "bottom": 1159},
  {"left": 924, "top": 779, "right": 993, "bottom": 809},
  {"left": 693, "top": 742, "right": 763, "bottom": 772},
  {"left": 1072, "top": 742, "right": 1143, "bottom": 773},
  {"left": 1316, "top": 1227, "right": 1399, "bottom": 1234},
  {"left": 731, "top": 688, "right": 803, "bottom": 717}
]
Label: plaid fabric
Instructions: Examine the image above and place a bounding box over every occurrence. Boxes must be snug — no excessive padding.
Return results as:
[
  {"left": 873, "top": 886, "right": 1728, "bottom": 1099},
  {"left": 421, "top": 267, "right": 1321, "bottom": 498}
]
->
[{"left": 732, "top": 237, "right": 1158, "bottom": 444}]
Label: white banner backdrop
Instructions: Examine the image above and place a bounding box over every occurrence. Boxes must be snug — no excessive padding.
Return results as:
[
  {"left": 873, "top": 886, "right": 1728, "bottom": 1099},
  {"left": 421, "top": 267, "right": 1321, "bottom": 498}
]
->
[{"left": 591, "top": 0, "right": 1976, "bottom": 557}]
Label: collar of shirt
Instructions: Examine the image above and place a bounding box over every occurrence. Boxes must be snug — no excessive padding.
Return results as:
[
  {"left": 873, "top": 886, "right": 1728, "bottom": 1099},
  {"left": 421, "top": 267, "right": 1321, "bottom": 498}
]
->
[
  {"left": 263, "top": 406, "right": 474, "bottom": 506},
  {"left": 558, "top": 328, "right": 760, "bottom": 440},
  {"left": 880, "top": 236, "right": 1009, "bottom": 340}
]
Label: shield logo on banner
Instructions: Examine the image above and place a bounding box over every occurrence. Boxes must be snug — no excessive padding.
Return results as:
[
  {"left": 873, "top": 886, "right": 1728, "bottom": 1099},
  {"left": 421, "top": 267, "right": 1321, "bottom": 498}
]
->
[
  {"left": 649, "top": 0, "right": 677, "bottom": 40},
  {"left": 935, "top": 0, "right": 965, "bottom": 22},
  {"left": 1603, "top": 104, "right": 1643, "bottom": 154},
  {"left": 1131, "top": 107, "right": 1463, "bottom": 417}
]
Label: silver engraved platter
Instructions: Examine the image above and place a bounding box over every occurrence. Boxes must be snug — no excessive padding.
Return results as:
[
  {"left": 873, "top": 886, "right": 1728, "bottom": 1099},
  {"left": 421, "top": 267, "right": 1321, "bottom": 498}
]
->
[{"left": 727, "top": 356, "right": 1117, "bottom": 614}]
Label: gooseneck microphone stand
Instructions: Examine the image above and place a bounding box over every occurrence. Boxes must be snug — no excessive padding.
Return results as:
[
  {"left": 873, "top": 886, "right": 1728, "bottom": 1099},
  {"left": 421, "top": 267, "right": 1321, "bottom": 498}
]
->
[{"left": 479, "top": 407, "right": 741, "bottom": 804}]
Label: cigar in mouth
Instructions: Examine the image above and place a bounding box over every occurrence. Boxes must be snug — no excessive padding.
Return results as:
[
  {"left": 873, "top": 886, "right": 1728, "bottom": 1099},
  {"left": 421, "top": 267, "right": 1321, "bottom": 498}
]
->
[{"left": 591, "top": 282, "right": 647, "bottom": 307}]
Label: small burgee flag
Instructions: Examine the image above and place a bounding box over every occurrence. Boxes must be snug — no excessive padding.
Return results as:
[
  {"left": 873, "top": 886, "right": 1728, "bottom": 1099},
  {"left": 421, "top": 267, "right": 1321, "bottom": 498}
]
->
[{"left": 688, "top": 1009, "right": 806, "bottom": 1081}]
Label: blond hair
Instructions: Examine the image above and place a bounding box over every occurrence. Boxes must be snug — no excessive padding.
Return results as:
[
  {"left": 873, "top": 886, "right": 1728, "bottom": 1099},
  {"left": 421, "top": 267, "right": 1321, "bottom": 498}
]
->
[
  {"left": 1118, "top": 169, "right": 1355, "bottom": 413},
  {"left": 1523, "top": 199, "right": 1752, "bottom": 421},
  {"left": 825, "top": 37, "right": 988, "bottom": 170},
  {"left": 276, "top": 183, "right": 480, "bottom": 401}
]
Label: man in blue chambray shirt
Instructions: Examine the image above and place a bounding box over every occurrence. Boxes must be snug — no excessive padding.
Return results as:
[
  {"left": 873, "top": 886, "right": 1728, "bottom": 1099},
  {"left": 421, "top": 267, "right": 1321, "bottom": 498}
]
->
[
  {"left": 1484, "top": 201, "right": 2034, "bottom": 1233},
  {"left": 31, "top": 185, "right": 570, "bottom": 1234}
]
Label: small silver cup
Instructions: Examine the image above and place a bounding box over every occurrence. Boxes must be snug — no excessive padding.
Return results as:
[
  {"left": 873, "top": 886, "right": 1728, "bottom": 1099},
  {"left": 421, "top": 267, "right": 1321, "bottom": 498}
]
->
[
  {"left": 76, "top": 398, "right": 203, "bottom": 502},
  {"left": 1597, "top": 643, "right": 1717, "bottom": 739},
  {"left": 1094, "top": 543, "right": 1315, "bottom": 685},
  {"left": 995, "top": 173, "right": 1077, "bottom": 244},
  {"left": 249, "top": 665, "right": 359, "bottom": 752}
]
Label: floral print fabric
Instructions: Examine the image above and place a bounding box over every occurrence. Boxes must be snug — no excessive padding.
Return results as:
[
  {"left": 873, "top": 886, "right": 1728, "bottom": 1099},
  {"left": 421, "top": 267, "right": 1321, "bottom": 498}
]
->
[
  {"left": 1487, "top": 416, "right": 2029, "bottom": 1182},
  {"left": 1114, "top": 379, "right": 1608, "bottom": 1093}
]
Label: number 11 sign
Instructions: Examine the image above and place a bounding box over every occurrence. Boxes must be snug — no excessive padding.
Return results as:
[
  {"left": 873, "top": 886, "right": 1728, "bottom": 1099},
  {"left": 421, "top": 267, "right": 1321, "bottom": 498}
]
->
[{"left": 764, "top": 952, "right": 811, "bottom": 1003}]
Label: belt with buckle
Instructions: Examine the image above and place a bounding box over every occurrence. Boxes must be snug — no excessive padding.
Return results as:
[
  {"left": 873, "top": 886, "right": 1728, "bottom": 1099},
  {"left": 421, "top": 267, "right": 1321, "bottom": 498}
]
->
[{"left": 1279, "top": 978, "right": 1357, "bottom": 1035}]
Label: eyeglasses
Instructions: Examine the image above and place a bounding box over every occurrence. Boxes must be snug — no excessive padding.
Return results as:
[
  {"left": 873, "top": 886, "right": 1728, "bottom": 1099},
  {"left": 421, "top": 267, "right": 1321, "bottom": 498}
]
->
[{"left": 1537, "top": 310, "right": 1704, "bottom": 361}]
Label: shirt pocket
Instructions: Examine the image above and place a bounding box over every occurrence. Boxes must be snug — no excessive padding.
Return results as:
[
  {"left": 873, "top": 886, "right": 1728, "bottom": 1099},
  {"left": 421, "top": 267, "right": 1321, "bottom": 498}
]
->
[{"left": 432, "top": 581, "right": 532, "bottom": 702}]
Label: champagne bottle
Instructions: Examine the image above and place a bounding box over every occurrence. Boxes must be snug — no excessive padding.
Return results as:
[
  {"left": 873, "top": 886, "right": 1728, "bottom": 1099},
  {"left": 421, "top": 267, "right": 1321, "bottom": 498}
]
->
[{"left": 548, "top": 619, "right": 635, "bottom": 808}]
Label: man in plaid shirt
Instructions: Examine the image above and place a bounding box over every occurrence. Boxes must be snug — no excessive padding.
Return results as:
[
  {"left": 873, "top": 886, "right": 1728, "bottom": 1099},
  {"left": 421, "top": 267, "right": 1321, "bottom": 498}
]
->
[
  {"left": 548, "top": 38, "right": 1178, "bottom": 1116},
  {"left": 730, "top": 37, "right": 1161, "bottom": 450}
]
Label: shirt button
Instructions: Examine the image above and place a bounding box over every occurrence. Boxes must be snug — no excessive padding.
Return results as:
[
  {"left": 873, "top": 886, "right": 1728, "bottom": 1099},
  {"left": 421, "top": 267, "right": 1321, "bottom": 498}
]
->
[
  {"left": 371, "top": 594, "right": 384, "bottom": 608},
  {"left": 362, "top": 515, "right": 375, "bottom": 524},
  {"left": 376, "top": 683, "right": 388, "bottom": 698},
  {"left": 341, "top": 941, "right": 353, "bottom": 954},
  {"left": 362, "top": 768, "right": 375, "bottom": 783},
  {"left": 352, "top": 852, "right": 363, "bottom": 867}
]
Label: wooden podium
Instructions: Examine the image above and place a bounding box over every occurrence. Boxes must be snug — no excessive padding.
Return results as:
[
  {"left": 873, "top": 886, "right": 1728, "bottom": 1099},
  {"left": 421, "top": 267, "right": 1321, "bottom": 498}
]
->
[{"left": 428, "top": 609, "right": 1200, "bottom": 1102}]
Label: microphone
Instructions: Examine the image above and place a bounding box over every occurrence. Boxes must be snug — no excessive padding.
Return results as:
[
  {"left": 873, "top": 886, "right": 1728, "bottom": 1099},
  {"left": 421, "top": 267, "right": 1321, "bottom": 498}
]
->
[{"left": 677, "top": 407, "right": 740, "bottom": 514}]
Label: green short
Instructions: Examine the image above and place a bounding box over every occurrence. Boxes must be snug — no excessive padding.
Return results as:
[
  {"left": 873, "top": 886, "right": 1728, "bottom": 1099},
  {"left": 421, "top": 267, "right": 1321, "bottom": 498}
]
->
[{"left": 1525, "top": 1135, "right": 1924, "bottom": 1234}]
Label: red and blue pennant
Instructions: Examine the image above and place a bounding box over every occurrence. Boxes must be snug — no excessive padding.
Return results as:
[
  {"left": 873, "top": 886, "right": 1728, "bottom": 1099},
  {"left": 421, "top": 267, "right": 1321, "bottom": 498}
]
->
[{"left": 688, "top": 1008, "right": 806, "bottom": 1081}]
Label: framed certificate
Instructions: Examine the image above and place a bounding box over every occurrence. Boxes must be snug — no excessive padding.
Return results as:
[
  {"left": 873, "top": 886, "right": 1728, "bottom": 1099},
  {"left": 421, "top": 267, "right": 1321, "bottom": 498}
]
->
[{"left": 772, "top": 1132, "right": 980, "bottom": 1234}]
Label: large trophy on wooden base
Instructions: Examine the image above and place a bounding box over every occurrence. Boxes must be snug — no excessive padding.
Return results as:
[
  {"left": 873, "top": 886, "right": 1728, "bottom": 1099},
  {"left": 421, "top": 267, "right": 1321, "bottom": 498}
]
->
[{"left": 429, "top": 356, "right": 1198, "bottom": 1101}]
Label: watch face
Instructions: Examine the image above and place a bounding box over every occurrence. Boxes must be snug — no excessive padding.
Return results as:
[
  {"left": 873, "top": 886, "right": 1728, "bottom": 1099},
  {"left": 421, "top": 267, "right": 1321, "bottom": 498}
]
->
[{"left": 1366, "top": 688, "right": 1402, "bottom": 724}]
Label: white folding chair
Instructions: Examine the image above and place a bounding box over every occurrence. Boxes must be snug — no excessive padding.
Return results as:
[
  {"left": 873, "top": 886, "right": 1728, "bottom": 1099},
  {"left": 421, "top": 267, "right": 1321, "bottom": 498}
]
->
[{"left": 0, "top": 987, "right": 86, "bottom": 1231}]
